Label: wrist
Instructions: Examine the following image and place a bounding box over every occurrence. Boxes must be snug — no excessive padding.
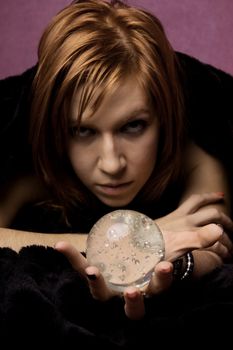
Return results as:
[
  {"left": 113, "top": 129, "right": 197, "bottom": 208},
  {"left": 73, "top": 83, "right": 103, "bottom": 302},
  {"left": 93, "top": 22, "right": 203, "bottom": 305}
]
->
[
  {"left": 173, "top": 252, "right": 194, "bottom": 281},
  {"left": 191, "top": 249, "right": 222, "bottom": 278}
]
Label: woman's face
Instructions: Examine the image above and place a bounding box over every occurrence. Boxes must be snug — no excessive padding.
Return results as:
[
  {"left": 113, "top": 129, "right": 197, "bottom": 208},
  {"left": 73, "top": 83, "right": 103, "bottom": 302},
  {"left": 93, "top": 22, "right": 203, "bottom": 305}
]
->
[{"left": 67, "top": 77, "right": 159, "bottom": 207}]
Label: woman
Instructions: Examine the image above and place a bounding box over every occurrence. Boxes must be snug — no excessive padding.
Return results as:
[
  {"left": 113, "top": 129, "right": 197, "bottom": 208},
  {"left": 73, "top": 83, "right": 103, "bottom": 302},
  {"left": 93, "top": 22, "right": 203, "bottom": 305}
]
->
[{"left": 0, "top": 0, "right": 232, "bottom": 320}]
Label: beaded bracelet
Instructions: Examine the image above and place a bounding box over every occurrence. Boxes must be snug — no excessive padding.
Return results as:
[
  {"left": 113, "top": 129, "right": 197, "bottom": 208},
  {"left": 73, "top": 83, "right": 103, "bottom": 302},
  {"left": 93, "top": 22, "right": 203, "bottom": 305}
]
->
[
  {"left": 173, "top": 252, "right": 194, "bottom": 281},
  {"left": 180, "top": 252, "right": 194, "bottom": 281}
]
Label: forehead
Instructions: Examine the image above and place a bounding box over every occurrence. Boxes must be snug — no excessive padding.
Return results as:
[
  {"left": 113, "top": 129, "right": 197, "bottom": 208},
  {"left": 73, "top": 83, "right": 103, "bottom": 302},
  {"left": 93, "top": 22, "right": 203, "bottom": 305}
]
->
[{"left": 71, "top": 76, "right": 151, "bottom": 123}]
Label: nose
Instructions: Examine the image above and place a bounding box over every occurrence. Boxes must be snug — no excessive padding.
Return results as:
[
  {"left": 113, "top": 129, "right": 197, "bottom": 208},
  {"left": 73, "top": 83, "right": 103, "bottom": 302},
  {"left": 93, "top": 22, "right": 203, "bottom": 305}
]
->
[{"left": 97, "top": 134, "right": 126, "bottom": 175}]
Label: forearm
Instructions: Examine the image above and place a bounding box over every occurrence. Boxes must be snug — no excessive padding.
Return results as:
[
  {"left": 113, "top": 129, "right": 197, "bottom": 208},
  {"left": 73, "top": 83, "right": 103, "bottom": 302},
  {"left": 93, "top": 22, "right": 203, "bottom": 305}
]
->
[
  {"left": 172, "top": 143, "right": 232, "bottom": 277},
  {"left": 192, "top": 249, "right": 222, "bottom": 278},
  {"left": 0, "top": 227, "right": 87, "bottom": 253}
]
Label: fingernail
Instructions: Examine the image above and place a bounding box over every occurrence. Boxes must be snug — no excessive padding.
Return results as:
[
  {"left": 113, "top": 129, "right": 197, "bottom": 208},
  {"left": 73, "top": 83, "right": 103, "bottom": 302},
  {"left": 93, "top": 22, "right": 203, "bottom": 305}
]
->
[
  {"left": 216, "top": 192, "right": 224, "bottom": 197},
  {"left": 160, "top": 266, "right": 171, "bottom": 273},
  {"left": 125, "top": 291, "right": 138, "bottom": 299},
  {"left": 86, "top": 273, "right": 97, "bottom": 281}
]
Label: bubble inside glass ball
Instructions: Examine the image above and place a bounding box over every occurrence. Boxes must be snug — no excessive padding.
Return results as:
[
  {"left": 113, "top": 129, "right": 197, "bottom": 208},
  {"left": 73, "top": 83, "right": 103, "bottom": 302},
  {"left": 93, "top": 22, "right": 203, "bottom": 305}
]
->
[{"left": 86, "top": 210, "right": 165, "bottom": 292}]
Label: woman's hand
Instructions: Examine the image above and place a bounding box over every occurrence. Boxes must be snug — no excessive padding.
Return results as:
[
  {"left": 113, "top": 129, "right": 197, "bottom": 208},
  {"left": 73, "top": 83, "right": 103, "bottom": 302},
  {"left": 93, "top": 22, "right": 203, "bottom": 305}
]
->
[
  {"left": 55, "top": 241, "right": 174, "bottom": 320},
  {"left": 55, "top": 222, "right": 223, "bottom": 320},
  {"left": 156, "top": 192, "right": 233, "bottom": 231},
  {"left": 155, "top": 192, "right": 233, "bottom": 260}
]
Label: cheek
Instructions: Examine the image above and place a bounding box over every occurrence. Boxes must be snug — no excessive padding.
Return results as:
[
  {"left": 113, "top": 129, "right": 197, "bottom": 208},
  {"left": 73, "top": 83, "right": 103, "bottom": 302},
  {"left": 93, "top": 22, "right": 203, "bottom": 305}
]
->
[
  {"left": 67, "top": 143, "right": 91, "bottom": 177},
  {"left": 134, "top": 132, "right": 158, "bottom": 168},
  {"left": 126, "top": 141, "right": 157, "bottom": 183},
  {"left": 137, "top": 145, "right": 157, "bottom": 172}
]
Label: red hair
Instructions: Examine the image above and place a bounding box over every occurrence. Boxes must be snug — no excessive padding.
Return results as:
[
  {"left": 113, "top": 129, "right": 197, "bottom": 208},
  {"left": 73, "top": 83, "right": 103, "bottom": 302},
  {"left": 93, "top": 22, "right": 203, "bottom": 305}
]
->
[{"left": 30, "top": 0, "right": 185, "bottom": 209}]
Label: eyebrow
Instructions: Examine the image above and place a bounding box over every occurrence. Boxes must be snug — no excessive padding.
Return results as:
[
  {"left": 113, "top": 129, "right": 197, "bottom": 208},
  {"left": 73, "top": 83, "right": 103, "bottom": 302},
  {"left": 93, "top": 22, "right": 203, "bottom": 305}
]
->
[
  {"left": 122, "top": 108, "right": 151, "bottom": 120},
  {"left": 70, "top": 108, "right": 152, "bottom": 128}
]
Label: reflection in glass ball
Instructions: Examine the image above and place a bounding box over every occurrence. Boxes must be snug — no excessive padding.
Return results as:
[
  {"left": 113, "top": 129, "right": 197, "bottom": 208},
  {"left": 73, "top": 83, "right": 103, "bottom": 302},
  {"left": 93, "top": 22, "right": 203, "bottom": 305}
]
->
[{"left": 86, "top": 210, "right": 165, "bottom": 292}]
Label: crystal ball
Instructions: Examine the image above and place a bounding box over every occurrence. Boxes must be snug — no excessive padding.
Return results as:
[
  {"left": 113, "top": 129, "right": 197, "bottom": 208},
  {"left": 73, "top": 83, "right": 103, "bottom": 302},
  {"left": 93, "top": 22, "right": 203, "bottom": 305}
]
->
[{"left": 86, "top": 209, "right": 165, "bottom": 292}]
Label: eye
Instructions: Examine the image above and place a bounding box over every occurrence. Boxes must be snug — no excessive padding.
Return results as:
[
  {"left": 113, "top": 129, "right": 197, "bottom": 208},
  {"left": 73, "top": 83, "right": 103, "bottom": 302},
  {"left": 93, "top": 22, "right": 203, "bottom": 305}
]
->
[
  {"left": 69, "top": 126, "right": 95, "bottom": 138},
  {"left": 78, "top": 126, "right": 95, "bottom": 138},
  {"left": 121, "top": 120, "right": 147, "bottom": 134}
]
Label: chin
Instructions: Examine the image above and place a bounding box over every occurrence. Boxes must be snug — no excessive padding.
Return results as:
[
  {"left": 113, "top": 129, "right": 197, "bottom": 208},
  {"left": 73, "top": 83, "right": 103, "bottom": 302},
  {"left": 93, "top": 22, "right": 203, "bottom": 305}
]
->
[{"left": 99, "top": 197, "right": 133, "bottom": 208}]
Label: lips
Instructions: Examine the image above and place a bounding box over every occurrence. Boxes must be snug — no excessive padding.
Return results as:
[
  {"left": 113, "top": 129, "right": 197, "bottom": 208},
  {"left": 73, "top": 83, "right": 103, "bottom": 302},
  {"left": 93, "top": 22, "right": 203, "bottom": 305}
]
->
[
  {"left": 100, "top": 182, "right": 130, "bottom": 187},
  {"left": 96, "top": 182, "right": 133, "bottom": 195}
]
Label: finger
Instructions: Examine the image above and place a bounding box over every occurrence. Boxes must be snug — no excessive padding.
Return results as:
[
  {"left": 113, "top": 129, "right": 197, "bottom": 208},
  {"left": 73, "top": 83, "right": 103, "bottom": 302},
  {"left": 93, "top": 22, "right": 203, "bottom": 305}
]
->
[
  {"left": 177, "top": 192, "right": 224, "bottom": 214},
  {"left": 124, "top": 287, "right": 145, "bottom": 320},
  {"left": 146, "top": 261, "right": 173, "bottom": 295},
  {"left": 206, "top": 241, "right": 231, "bottom": 260},
  {"left": 183, "top": 223, "right": 224, "bottom": 252},
  {"left": 55, "top": 241, "right": 88, "bottom": 275},
  {"left": 85, "top": 266, "right": 116, "bottom": 301},
  {"left": 188, "top": 208, "right": 233, "bottom": 232},
  {"left": 219, "top": 230, "right": 233, "bottom": 253}
]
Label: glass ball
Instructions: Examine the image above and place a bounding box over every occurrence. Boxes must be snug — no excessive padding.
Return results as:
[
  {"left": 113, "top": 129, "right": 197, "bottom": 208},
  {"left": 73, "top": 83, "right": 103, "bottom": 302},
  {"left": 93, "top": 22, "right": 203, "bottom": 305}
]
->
[{"left": 86, "top": 209, "right": 165, "bottom": 292}]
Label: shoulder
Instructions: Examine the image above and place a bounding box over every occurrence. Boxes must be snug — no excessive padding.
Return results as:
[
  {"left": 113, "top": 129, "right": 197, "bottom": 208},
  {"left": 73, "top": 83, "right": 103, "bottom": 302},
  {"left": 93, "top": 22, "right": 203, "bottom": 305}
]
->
[
  {"left": 0, "top": 65, "right": 36, "bottom": 134},
  {"left": 0, "top": 66, "right": 37, "bottom": 186},
  {"left": 0, "top": 65, "right": 36, "bottom": 94},
  {"left": 0, "top": 66, "right": 37, "bottom": 131},
  {"left": 183, "top": 141, "right": 225, "bottom": 173},
  {"left": 176, "top": 51, "right": 233, "bottom": 88},
  {"left": 176, "top": 52, "right": 233, "bottom": 172},
  {"left": 176, "top": 51, "right": 233, "bottom": 119}
]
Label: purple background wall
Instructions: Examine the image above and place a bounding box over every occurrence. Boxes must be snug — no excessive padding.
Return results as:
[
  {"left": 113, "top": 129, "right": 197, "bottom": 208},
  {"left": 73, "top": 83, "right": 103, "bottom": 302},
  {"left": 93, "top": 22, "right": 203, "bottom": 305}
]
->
[{"left": 1, "top": 0, "right": 233, "bottom": 79}]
